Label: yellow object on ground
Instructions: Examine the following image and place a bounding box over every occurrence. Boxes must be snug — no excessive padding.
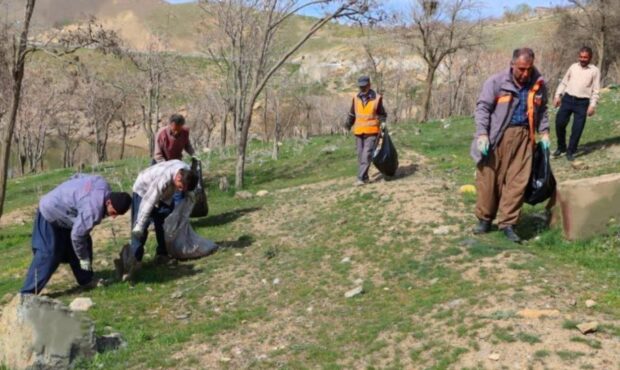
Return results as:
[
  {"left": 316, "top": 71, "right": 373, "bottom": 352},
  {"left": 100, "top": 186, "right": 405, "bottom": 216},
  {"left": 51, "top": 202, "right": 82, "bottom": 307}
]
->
[{"left": 459, "top": 184, "right": 476, "bottom": 195}]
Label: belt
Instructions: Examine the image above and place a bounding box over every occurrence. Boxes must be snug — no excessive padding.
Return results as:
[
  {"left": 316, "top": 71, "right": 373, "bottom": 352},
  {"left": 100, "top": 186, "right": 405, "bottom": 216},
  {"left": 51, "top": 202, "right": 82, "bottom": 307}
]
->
[{"left": 565, "top": 94, "right": 589, "bottom": 101}]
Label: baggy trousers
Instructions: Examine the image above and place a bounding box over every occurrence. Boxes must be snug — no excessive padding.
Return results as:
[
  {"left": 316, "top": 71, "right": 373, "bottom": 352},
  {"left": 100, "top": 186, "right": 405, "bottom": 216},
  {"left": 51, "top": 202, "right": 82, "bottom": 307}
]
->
[
  {"left": 356, "top": 134, "right": 378, "bottom": 181},
  {"left": 555, "top": 94, "right": 590, "bottom": 154},
  {"left": 21, "top": 211, "right": 93, "bottom": 294},
  {"left": 130, "top": 192, "right": 182, "bottom": 261},
  {"left": 475, "top": 126, "right": 533, "bottom": 228}
]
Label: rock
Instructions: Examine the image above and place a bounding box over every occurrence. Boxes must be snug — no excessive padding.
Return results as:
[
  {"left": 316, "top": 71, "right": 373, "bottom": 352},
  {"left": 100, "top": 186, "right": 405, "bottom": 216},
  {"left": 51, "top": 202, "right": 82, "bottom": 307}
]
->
[
  {"left": 517, "top": 309, "right": 561, "bottom": 319},
  {"left": 553, "top": 173, "right": 620, "bottom": 240},
  {"left": 235, "top": 252, "right": 243, "bottom": 257},
  {"left": 585, "top": 299, "right": 596, "bottom": 308},
  {"left": 273, "top": 278, "right": 280, "bottom": 285},
  {"left": 256, "top": 190, "right": 269, "bottom": 197},
  {"left": 576, "top": 321, "right": 598, "bottom": 334},
  {"left": 220, "top": 356, "right": 232, "bottom": 363},
  {"left": 321, "top": 145, "right": 338, "bottom": 154},
  {"left": 96, "top": 332, "right": 126, "bottom": 353},
  {"left": 146, "top": 287, "right": 153, "bottom": 293},
  {"left": 0, "top": 294, "right": 96, "bottom": 370},
  {"left": 175, "top": 312, "right": 191, "bottom": 320},
  {"left": 458, "top": 184, "right": 477, "bottom": 195},
  {"left": 256, "top": 354, "right": 268, "bottom": 361},
  {"left": 336, "top": 219, "right": 348, "bottom": 226},
  {"left": 446, "top": 299, "right": 465, "bottom": 309},
  {"left": 345, "top": 286, "right": 364, "bottom": 298},
  {"left": 235, "top": 191, "right": 253, "bottom": 200},
  {"left": 69, "top": 297, "right": 94, "bottom": 312},
  {"left": 218, "top": 177, "right": 230, "bottom": 192},
  {"left": 568, "top": 299, "right": 577, "bottom": 306},
  {"left": 171, "top": 291, "right": 183, "bottom": 299},
  {"left": 340, "top": 257, "right": 351, "bottom": 264},
  {"left": 353, "top": 278, "right": 364, "bottom": 285},
  {"left": 432, "top": 226, "right": 453, "bottom": 235},
  {"left": 570, "top": 160, "right": 588, "bottom": 170},
  {"left": 429, "top": 278, "right": 439, "bottom": 285},
  {"left": 489, "top": 353, "right": 500, "bottom": 361}
]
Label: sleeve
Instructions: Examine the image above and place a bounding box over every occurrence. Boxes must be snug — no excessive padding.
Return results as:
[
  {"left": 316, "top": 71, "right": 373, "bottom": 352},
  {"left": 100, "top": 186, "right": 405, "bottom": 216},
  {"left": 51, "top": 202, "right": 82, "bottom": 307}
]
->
[
  {"left": 185, "top": 131, "right": 196, "bottom": 156},
  {"left": 537, "top": 83, "right": 550, "bottom": 133},
  {"left": 554, "top": 66, "right": 571, "bottom": 98},
  {"left": 590, "top": 68, "right": 600, "bottom": 107},
  {"left": 377, "top": 96, "right": 387, "bottom": 123},
  {"left": 153, "top": 130, "right": 166, "bottom": 163},
  {"left": 474, "top": 77, "right": 496, "bottom": 137},
  {"left": 71, "top": 191, "right": 104, "bottom": 261},
  {"left": 346, "top": 98, "right": 355, "bottom": 129},
  {"left": 135, "top": 179, "right": 167, "bottom": 230}
]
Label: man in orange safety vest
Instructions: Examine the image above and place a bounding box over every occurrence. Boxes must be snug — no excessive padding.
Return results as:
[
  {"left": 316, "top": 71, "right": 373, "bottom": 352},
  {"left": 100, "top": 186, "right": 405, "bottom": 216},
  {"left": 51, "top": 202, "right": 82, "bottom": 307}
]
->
[{"left": 346, "top": 76, "right": 387, "bottom": 186}]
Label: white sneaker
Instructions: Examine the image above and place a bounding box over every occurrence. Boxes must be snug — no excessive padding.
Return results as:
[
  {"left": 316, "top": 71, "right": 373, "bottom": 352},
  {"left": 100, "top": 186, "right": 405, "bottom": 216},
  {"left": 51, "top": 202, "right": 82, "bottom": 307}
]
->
[{"left": 355, "top": 179, "right": 366, "bottom": 186}]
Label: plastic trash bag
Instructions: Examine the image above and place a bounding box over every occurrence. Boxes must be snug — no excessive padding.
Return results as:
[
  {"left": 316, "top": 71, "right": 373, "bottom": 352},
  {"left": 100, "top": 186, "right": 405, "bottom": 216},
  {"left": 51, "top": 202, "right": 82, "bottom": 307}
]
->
[
  {"left": 164, "top": 192, "right": 218, "bottom": 259},
  {"left": 190, "top": 158, "right": 209, "bottom": 218},
  {"left": 372, "top": 128, "right": 399, "bottom": 176},
  {"left": 524, "top": 142, "right": 556, "bottom": 205}
]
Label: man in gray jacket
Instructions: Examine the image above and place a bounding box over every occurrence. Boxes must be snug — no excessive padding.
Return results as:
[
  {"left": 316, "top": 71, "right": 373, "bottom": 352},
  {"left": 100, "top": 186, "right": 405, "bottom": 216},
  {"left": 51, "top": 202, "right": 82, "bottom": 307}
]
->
[
  {"left": 21, "top": 174, "right": 131, "bottom": 294},
  {"left": 470, "top": 48, "right": 550, "bottom": 243}
]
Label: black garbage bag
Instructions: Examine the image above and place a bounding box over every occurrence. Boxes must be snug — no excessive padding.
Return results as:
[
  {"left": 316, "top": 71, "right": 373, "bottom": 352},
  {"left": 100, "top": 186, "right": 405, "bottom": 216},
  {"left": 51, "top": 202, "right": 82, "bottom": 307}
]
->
[
  {"left": 524, "top": 142, "right": 556, "bottom": 205},
  {"left": 190, "top": 157, "right": 209, "bottom": 218},
  {"left": 372, "top": 128, "right": 399, "bottom": 177}
]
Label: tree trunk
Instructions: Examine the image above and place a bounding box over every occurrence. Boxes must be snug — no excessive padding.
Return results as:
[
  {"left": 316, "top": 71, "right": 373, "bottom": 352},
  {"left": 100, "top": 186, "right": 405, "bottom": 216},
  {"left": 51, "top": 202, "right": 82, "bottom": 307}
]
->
[
  {"left": 421, "top": 65, "right": 436, "bottom": 123},
  {"left": 235, "top": 113, "right": 252, "bottom": 188},
  {"left": 220, "top": 110, "right": 228, "bottom": 147},
  {"left": 272, "top": 100, "right": 280, "bottom": 160},
  {"left": 0, "top": 0, "right": 35, "bottom": 220},
  {"left": 119, "top": 118, "right": 127, "bottom": 160}
]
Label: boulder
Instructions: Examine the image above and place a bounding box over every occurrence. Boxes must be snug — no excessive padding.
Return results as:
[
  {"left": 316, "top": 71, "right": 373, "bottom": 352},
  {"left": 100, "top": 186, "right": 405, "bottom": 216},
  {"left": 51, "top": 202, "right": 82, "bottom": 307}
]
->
[
  {"left": 0, "top": 294, "right": 95, "bottom": 370},
  {"left": 234, "top": 191, "right": 253, "bottom": 200},
  {"left": 553, "top": 173, "right": 620, "bottom": 240}
]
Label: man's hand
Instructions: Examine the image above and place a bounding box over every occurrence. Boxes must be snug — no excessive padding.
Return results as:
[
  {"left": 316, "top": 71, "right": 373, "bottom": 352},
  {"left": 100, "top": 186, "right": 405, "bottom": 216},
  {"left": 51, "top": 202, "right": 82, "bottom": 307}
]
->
[
  {"left": 587, "top": 106, "right": 595, "bottom": 117},
  {"left": 477, "top": 135, "right": 489, "bottom": 156},
  {"left": 131, "top": 225, "right": 143, "bottom": 239},
  {"left": 380, "top": 121, "right": 386, "bottom": 130},
  {"left": 540, "top": 132, "right": 550, "bottom": 150},
  {"left": 79, "top": 259, "right": 92, "bottom": 272},
  {"left": 553, "top": 96, "right": 561, "bottom": 108}
]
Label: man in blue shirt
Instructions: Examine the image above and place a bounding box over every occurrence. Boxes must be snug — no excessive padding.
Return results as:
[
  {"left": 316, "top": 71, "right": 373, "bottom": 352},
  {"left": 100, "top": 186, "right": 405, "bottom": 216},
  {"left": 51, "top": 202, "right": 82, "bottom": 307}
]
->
[{"left": 21, "top": 174, "right": 131, "bottom": 294}]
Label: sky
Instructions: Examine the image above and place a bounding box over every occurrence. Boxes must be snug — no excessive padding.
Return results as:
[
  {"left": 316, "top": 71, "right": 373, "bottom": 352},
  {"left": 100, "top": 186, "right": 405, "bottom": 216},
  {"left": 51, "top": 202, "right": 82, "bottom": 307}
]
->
[{"left": 164, "top": 0, "right": 571, "bottom": 19}]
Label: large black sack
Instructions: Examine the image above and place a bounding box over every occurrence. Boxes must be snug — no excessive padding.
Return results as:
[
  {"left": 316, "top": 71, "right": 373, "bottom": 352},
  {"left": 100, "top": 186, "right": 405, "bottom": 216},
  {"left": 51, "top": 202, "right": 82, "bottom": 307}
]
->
[
  {"left": 524, "top": 142, "right": 556, "bottom": 205},
  {"left": 190, "top": 157, "right": 209, "bottom": 218},
  {"left": 372, "top": 128, "right": 399, "bottom": 177}
]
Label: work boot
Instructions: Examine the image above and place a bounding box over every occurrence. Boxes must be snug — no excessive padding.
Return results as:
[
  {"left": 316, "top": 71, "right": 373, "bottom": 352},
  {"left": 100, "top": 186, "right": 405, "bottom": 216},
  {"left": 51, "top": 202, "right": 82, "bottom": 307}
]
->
[
  {"left": 552, "top": 149, "right": 565, "bottom": 157},
  {"left": 472, "top": 219, "right": 491, "bottom": 234},
  {"left": 502, "top": 226, "right": 521, "bottom": 243},
  {"left": 566, "top": 152, "right": 575, "bottom": 162}
]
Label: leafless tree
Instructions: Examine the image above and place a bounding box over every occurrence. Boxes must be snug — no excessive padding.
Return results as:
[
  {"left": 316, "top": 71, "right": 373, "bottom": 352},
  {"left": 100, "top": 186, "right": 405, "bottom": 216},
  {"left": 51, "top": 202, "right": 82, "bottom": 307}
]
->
[
  {"left": 0, "top": 0, "right": 120, "bottom": 219},
  {"left": 200, "top": 0, "right": 377, "bottom": 188},
  {"left": 557, "top": 0, "right": 620, "bottom": 84},
  {"left": 406, "top": 0, "right": 482, "bottom": 122}
]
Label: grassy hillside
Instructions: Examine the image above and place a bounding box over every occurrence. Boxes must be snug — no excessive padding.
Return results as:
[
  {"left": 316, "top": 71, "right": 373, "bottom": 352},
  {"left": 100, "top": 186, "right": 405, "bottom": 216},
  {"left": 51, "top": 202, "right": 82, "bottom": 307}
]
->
[{"left": 1, "top": 90, "right": 619, "bottom": 369}]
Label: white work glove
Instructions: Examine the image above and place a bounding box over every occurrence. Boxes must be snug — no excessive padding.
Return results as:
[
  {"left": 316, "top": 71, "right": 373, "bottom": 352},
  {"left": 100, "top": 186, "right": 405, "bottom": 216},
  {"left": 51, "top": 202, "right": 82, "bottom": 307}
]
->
[
  {"left": 79, "top": 259, "right": 92, "bottom": 272},
  {"left": 380, "top": 121, "right": 386, "bottom": 130},
  {"left": 477, "top": 135, "right": 489, "bottom": 156},
  {"left": 131, "top": 225, "right": 144, "bottom": 239},
  {"left": 540, "top": 133, "right": 550, "bottom": 150}
]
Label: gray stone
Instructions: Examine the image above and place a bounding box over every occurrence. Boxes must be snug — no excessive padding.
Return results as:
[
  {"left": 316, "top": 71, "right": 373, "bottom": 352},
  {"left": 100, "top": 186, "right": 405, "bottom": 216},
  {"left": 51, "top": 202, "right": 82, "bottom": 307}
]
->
[
  {"left": 235, "top": 191, "right": 253, "bottom": 200},
  {"left": 489, "top": 353, "right": 500, "bottom": 361},
  {"left": 0, "top": 294, "right": 95, "bottom": 370},
  {"left": 69, "top": 297, "right": 94, "bottom": 312},
  {"left": 273, "top": 278, "right": 281, "bottom": 285},
  {"left": 446, "top": 299, "right": 465, "bottom": 309},
  {"left": 219, "top": 177, "right": 230, "bottom": 192},
  {"left": 256, "top": 190, "right": 270, "bottom": 197},
  {"left": 577, "top": 321, "right": 598, "bottom": 334},
  {"left": 340, "top": 257, "right": 351, "bottom": 264},
  {"left": 321, "top": 145, "right": 338, "bottom": 154},
  {"left": 345, "top": 286, "right": 364, "bottom": 298},
  {"left": 96, "top": 332, "right": 126, "bottom": 353},
  {"left": 171, "top": 291, "right": 183, "bottom": 299},
  {"left": 585, "top": 299, "right": 596, "bottom": 308}
]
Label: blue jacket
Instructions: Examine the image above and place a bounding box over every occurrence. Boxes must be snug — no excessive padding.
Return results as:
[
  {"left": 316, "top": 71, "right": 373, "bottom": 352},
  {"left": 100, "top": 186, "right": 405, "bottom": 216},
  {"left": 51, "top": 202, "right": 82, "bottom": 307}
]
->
[{"left": 39, "top": 174, "right": 111, "bottom": 260}]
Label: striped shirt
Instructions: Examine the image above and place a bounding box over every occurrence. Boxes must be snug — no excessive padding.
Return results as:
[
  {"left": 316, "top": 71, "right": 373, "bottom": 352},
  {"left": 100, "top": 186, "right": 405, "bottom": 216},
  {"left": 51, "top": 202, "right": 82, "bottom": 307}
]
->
[{"left": 132, "top": 160, "right": 189, "bottom": 230}]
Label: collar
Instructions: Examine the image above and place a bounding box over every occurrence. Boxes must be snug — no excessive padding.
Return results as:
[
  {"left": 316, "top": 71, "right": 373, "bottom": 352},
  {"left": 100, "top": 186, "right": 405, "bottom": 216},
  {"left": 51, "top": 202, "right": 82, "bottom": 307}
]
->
[
  {"left": 357, "top": 89, "right": 377, "bottom": 100},
  {"left": 501, "top": 67, "right": 542, "bottom": 94}
]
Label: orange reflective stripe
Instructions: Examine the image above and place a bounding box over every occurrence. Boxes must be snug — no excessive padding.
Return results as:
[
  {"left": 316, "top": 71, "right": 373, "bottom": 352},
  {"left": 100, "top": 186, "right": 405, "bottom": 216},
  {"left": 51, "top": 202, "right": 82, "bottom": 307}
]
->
[
  {"left": 496, "top": 95, "right": 512, "bottom": 104},
  {"left": 527, "top": 80, "right": 543, "bottom": 146}
]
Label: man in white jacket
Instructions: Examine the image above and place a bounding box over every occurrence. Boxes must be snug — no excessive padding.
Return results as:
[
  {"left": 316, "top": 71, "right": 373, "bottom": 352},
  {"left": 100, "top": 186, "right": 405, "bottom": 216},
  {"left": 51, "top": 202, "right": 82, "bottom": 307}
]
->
[{"left": 122, "top": 159, "right": 198, "bottom": 281}]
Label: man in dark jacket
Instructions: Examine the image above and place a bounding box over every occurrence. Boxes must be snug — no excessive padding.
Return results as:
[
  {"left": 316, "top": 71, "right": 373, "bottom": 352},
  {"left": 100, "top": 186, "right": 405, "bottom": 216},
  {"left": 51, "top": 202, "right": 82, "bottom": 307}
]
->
[{"left": 470, "top": 48, "right": 550, "bottom": 243}]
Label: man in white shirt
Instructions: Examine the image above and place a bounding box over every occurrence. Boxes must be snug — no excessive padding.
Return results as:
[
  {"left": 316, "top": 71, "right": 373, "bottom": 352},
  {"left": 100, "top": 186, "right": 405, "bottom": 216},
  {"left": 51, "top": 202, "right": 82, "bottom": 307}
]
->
[
  {"left": 121, "top": 160, "right": 198, "bottom": 282},
  {"left": 553, "top": 46, "right": 601, "bottom": 161}
]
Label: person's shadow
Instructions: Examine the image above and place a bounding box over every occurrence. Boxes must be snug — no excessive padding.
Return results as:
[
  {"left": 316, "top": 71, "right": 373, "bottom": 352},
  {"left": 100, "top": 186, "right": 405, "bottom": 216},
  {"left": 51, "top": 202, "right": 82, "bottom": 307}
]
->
[
  {"left": 191, "top": 207, "right": 260, "bottom": 228},
  {"left": 574, "top": 136, "right": 620, "bottom": 158}
]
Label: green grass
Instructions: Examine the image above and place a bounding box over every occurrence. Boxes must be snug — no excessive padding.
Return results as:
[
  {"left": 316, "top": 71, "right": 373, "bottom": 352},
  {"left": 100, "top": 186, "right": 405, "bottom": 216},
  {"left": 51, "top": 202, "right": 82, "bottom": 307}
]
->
[{"left": 3, "top": 91, "right": 620, "bottom": 368}]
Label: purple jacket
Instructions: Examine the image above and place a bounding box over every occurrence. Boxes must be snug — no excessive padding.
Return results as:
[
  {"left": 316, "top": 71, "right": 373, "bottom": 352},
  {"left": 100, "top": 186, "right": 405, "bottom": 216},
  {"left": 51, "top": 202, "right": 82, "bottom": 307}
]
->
[
  {"left": 39, "top": 174, "right": 111, "bottom": 261},
  {"left": 470, "top": 67, "right": 549, "bottom": 164}
]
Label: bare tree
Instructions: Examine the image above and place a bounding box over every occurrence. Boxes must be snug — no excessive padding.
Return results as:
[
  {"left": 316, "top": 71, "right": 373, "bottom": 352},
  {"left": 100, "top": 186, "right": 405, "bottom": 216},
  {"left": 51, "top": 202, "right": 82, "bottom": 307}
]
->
[
  {"left": 201, "top": 0, "right": 376, "bottom": 188},
  {"left": 406, "top": 0, "right": 482, "bottom": 122},
  {"left": 557, "top": 0, "right": 620, "bottom": 84},
  {"left": 0, "top": 0, "right": 120, "bottom": 218}
]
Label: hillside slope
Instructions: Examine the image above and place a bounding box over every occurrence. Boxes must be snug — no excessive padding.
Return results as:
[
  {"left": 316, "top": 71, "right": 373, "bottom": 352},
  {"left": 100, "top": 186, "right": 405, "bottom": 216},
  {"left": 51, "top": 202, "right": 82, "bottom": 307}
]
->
[{"left": 1, "top": 90, "right": 619, "bottom": 369}]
